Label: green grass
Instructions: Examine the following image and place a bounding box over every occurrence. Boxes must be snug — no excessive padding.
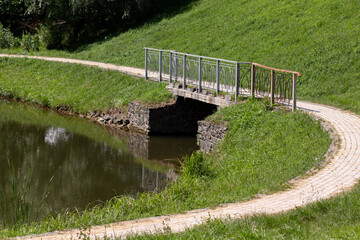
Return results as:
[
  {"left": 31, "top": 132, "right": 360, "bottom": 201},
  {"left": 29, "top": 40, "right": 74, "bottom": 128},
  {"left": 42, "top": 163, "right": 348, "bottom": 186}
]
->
[
  {"left": 0, "top": 57, "right": 173, "bottom": 113},
  {"left": 0, "top": 99, "right": 331, "bottom": 238},
  {"left": 128, "top": 182, "right": 360, "bottom": 240},
  {"left": 0, "top": 0, "right": 357, "bottom": 237},
  {"left": 2, "top": 0, "right": 359, "bottom": 113}
]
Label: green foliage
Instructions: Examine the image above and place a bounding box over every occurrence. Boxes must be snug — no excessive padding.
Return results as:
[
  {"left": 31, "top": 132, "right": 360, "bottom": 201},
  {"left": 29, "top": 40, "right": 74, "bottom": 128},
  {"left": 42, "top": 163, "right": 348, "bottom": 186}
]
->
[
  {"left": 37, "top": 24, "right": 68, "bottom": 50},
  {"left": 0, "top": 1, "right": 27, "bottom": 36},
  {"left": 0, "top": 23, "right": 19, "bottom": 49},
  {"left": 0, "top": 0, "right": 196, "bottom": 48},
  {"left": 181, "top": 152, "right": 212, "bottom": 178},
  {"left": 20, "top": 33, "right": 40, "bottom": 51}
]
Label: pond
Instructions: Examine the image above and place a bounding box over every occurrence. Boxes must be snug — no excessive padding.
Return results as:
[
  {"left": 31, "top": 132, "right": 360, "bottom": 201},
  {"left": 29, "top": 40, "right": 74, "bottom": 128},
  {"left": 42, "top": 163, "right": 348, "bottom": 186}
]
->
[{"left": 0, "top": 100, "right": 198, "bottom": 223}]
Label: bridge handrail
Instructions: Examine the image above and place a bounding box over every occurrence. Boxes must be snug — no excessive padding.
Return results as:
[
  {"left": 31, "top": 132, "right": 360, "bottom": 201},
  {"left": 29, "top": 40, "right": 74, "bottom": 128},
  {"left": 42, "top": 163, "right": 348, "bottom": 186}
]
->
[
  {"left": 144, "top": 47, "right": 251, "bottom": 65},
  {"left": 253, "top": 63, "right": 301, "bottom": 77},
  {"left": 144, "top": 47, "right": 300, "bottom": 111}
]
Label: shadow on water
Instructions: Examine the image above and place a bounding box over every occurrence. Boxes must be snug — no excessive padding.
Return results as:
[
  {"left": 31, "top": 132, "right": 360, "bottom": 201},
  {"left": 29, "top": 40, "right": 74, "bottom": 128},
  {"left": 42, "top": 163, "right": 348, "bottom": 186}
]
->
[{"left": 0, "top": 100, "right": 198, "bottom": 226}]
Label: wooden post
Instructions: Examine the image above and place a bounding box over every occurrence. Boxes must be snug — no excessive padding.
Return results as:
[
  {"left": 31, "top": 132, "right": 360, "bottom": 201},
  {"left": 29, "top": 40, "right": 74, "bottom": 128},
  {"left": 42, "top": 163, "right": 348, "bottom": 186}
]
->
[
  {"left": 251, "top": 64, "right": 255, "bottom": 97},
  {"left": 159, "top": 51, "right": 162, "bottom": 82},
  {"left": 270, "top": 70, "right": 275, "bottom": 105},
  {"left": 292, "top": 73, "right": 297, "bottom": 111},
  {"left": 198, "top": 57, "right": 202, "bottom": 93},
  {"left": 216, "top": 60, "right": 220, "bottom": 96},
  {"left": 235, "top": 63, "right": 239, "bottom": 101},
  {"left": 145, "top": 49, "right": 148, "bottom": 80},
  {"left": 183, "top": 55, "right": 187, "bottom": 89}
]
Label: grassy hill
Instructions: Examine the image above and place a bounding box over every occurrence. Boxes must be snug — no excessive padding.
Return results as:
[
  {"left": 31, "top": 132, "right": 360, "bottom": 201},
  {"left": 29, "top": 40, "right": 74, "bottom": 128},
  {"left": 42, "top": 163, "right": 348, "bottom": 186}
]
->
[
  {"left": 0, "top": 0, "right": 359, "bottom": 238},
  {"left": 12, "top": 0, "right": 359, "bottom": 113}
]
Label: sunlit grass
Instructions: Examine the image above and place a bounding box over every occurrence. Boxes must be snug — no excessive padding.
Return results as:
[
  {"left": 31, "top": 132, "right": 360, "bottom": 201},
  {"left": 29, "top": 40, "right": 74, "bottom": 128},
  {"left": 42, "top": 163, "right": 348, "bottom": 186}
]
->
[{"left": 0, "top": 58, "right": 173, "bottom": 113}]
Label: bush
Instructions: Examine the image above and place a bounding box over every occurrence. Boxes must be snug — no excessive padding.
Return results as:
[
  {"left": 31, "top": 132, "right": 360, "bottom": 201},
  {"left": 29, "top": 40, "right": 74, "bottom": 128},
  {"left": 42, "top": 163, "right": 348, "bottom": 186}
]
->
[
  {"left": 38, "top": 24, "right": 72, "bottom": 50},
  {"left": 0, "top": 23, "right": 18, "bottom": 48},
  {"left": 20, "top": 33, "right": 40, "bottom": 51}
]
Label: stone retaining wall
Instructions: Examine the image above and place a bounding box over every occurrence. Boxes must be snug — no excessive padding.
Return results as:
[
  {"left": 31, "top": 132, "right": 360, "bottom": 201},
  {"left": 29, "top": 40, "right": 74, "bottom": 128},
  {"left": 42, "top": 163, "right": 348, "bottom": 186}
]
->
[
  {"left": 197, "top": 121, "right": 227, "bottom": 152},
  {"left": 128, "top": 97, "right": 217, "bottom": 135}
]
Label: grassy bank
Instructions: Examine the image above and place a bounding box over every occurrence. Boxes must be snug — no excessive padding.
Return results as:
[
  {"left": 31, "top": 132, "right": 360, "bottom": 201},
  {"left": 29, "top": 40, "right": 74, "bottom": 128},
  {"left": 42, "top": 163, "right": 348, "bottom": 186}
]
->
[
  {"left": 0, "top": 99, "right": 331, "bottom": 237},
  {"left": 2, "top": 0, "right": 359, "bottom": 113},
  {"left": 0, "top": 57, "right": 173, "bottom": 113},
  {"left": 0, "top": 0, "right": 357, "bottom": 237},
  {"left": 129, "top": 182, "right": 360, "bottom": 240}
]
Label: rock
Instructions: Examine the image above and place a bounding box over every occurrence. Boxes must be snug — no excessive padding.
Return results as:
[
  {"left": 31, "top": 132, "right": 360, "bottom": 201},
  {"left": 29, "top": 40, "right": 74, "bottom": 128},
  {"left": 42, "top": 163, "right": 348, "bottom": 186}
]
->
[
  {"left": 92, "top": 112, "right": 101, "bottom": 118},
  {"left": 123, "top": 119, "right": 130, "bottom": 126},
  {"left": 225, "top": 95, "right": 232, "bottom": 101},
  {"left": 111, "top": 117, "right": 120, "bottom": 124}
]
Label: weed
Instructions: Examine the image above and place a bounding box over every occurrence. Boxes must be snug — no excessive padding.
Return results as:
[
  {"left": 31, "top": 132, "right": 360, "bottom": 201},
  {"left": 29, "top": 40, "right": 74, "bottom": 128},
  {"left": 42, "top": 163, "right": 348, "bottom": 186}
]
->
[
  {"left": 0, "top": 159, "right": 53, "bottom": 227},
  {"left": 181, "top": 151, "right": 212, "bottom": 178}
]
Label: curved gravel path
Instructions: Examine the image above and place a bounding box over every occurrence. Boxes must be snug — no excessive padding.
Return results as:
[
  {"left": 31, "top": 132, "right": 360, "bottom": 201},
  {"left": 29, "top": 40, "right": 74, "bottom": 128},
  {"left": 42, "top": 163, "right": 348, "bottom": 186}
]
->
[{"left": 2, "top": 55, "right": 360, "bottom": 240}]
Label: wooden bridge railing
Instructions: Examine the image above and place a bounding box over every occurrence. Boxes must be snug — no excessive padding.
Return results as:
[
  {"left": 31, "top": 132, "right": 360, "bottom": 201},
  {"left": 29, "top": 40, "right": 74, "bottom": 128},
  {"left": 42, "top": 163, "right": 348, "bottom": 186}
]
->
[{"left": 144, "top": 47, "right": 301, "bottom": 111}]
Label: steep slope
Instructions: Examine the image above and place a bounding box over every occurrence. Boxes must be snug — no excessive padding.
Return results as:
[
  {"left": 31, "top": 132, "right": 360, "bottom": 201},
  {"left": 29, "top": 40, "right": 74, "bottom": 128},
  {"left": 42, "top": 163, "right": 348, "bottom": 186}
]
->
[{"left": 55, "top": 0, "right": 360, "bottom": 113}]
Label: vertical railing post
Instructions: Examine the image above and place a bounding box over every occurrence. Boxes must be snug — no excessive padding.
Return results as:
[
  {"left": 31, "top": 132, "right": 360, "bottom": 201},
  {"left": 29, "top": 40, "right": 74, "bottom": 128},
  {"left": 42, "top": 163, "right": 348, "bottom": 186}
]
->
[
  {"left": 270, "top": 70, "right": 275, "bottom": 105},
  {"left": 216, "top": 60, "right": 220, "bottom": 96},
  {"left": 159, "top": 50, "right": 162, "bottom": 82},
  {"left": 235, "top": 62, "right": 239, "bottom": 101},
  {"left": 175, "top": 53, "right": 178, "bottom": 82},
  {"left": 183, "top": 54, "right": 187, "bottom": 89},
  {"left": 145, "top": 48, "right": 148, "bottom": 80},
  {"left": 292, "top": 73, "right": 297, "bottom": 112},
  {"left": 251, "top": 64, "right": 255, "bottom": 97},
  {"left": 198, "top": 57, "right": 202, "bottom": 93},
  {"left": 169, "top": 52, "right": 173, "bottom": 83}
]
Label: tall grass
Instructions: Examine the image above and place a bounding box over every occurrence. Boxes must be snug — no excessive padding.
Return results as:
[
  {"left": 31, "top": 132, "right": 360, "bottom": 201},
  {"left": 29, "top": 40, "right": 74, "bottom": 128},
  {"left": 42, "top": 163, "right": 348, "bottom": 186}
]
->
[{"left": 0, "top": 159, "right": 53, "bottom": 227}]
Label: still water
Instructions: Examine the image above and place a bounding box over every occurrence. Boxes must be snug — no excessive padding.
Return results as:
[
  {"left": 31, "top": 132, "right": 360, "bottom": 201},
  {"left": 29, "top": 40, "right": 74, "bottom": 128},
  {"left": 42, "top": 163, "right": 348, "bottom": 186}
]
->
[{"left": 0, "top": 100, "right": 198, "bottom": 216}]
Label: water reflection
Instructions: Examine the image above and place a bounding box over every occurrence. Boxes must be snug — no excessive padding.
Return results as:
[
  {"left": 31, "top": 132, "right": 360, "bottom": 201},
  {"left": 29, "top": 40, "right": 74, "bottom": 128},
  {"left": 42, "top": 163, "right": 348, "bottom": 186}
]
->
[
  {"left": 44, "top": 127, "right": 69, "bottom": 146},
  {"left": 0, "top": 101, "right": 198, "bottom": 217}
]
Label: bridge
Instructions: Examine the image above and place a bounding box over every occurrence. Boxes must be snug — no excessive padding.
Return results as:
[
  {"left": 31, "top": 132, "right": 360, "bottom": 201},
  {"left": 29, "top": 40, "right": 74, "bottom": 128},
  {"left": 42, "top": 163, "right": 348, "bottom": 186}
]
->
[
  {"left": 2, "top": 54, "right": 360, "bottom": 240},
  {"left": 144, "top": 48, "right": 301, "bottom": 110}
]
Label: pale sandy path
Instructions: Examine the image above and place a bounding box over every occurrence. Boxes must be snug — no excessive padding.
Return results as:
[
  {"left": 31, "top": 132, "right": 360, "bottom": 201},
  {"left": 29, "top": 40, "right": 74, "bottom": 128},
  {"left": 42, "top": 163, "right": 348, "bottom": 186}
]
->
[{"left": 1, "top": 55, "right": 360, "bottom": 239}]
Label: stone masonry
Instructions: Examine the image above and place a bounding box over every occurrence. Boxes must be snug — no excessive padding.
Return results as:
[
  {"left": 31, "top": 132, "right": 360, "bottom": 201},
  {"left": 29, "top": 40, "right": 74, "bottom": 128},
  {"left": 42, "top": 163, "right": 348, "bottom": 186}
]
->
[
  {"left": 197, "top": 120, "right": 227, "bottom": 152},
  {"left": 128, "top": 97, "right": 217, "bottom": 135}
]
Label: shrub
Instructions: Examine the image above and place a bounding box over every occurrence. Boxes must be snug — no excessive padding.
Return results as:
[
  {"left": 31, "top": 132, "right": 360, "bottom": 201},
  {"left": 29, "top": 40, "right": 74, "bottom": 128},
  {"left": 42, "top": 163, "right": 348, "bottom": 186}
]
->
[
  {"left": 20, "top": 33, "right": 40, "bottom": 51},
  {"left": 0, "top": 23, "right": 18, "bottom": 48}
]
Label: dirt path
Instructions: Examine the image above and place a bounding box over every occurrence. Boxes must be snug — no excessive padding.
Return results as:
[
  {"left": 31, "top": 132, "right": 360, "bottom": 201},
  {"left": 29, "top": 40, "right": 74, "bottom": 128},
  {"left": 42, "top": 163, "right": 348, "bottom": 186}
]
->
[{"left": 2, "top": 55, "right": 360, "bottom": 240}]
